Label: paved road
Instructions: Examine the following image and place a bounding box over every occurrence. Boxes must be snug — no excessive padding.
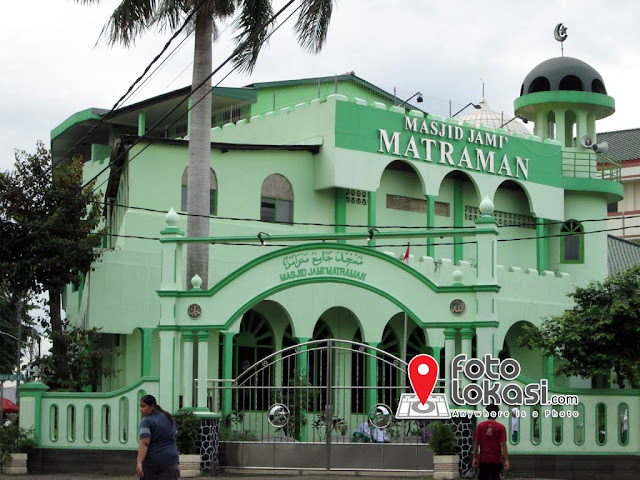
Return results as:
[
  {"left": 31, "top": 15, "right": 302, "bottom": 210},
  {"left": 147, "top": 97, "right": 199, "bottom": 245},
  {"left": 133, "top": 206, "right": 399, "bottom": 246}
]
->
[{"left": 3, "top": 474, "right": 433, "bottom": 480}]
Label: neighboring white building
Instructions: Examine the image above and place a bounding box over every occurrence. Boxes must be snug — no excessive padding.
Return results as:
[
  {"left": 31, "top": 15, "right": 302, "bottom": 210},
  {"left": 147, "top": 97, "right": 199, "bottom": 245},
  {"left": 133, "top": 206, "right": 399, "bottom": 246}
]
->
[{"left": 603, "top": 128, "right": 640, "bottom": 241}]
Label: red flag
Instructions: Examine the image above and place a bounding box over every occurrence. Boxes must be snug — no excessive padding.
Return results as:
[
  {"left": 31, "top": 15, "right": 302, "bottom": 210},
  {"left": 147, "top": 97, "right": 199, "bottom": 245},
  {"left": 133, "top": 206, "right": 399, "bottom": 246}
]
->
[{"left": 403, "top": 242, "right": 410, "bottom": 264}]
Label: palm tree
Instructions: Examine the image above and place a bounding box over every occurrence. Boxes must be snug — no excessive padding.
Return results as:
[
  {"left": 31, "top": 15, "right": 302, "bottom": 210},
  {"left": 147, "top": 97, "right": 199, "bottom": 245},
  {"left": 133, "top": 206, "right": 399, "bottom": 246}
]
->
[{"left": 79, "top": 0, "right": 336, "bottom": 288}]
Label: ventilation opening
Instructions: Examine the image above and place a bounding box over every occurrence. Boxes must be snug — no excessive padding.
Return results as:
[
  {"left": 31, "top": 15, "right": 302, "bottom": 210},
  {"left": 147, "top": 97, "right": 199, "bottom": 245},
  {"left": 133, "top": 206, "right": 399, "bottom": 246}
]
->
[
  {"left": 559, "top": 75, "right": 584, "bottom": 91},
  {"left": 520, "top": 84, "right": 524, "bottom": 96},
  {"left": 592, "top": 78, "right": 607, "bottom": 94},
  {"left": 528, "top": 77, "right": 551, "bottom": 94}
]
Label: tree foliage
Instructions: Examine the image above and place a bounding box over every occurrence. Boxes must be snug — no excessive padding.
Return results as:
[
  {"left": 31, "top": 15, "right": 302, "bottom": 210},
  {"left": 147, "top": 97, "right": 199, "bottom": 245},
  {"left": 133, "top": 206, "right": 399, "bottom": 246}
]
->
[
  {"left": 30, "top": 326, "right": 118, "bottom": 392},
  {"left": 521, "top": 265, "right": 640, "bottom": 388},
  {"left": 0, "top": 142, "right": 104, "bottom": 384}
]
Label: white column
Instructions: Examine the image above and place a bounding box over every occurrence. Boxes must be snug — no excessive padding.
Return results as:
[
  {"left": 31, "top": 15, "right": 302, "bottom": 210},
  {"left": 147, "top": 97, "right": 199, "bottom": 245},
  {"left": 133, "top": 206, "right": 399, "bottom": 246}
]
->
[
  {"left": 444, "top": 328, "right": 457, "bottom": 402},
  {"left": 182, "top": 332, "right": 194, "bottom": 408},
  {"left": 460, "top": 328, "right": 474, "bottom": 389},
  {"left": 158, "top": 330, "right": 176, "bottom": 411},
  {"left": 197, "top": 331, "right": 210, "bottom": 411}
]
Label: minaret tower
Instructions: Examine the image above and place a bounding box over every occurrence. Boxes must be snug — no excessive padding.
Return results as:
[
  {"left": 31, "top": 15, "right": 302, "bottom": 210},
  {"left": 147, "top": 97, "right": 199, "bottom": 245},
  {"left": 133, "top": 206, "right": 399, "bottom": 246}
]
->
[{"left": 514, "top": 56, "right": 615, "bottom": 150}]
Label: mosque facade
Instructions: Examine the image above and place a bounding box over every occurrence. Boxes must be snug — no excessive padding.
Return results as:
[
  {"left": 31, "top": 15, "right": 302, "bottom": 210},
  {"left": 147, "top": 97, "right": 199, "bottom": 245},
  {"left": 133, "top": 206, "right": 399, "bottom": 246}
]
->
[{"left": 18, "top": 55, "right": 638, "bottom": 476}]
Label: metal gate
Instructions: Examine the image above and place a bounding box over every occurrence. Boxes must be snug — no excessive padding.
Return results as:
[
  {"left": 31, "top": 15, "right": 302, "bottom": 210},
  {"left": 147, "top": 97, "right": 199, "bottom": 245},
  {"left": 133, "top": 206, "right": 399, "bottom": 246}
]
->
[{"left": 214, "top": 339, "right": 436, "bottom": 471}]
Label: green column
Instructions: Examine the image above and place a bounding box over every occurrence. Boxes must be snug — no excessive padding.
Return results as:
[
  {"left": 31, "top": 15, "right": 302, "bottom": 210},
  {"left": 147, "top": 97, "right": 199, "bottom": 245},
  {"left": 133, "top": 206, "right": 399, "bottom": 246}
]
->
[
  {"left": 429, "top": 346, "right": 443, "bottom": 393},
  {"left": 453, "top": 179, "right": 464, "bottom": 264},
  {"left": 296, "top": 337, "right": 310, "bottom": 442},
  {"left": 365, "top": 343, "right": 379, "bottom": 412},
  {"left": 426, "top": 195, "right": 435, "bottom": 257},
  {"left": 137, "top": 111, "right": 146, "bottom": 136},
  {"left": 545, "top": 355, "right": 554, "bottom": 387},
  {"left": 335, "top": 188, "right": 346, "bottom": 244},
  {"left": 536, "top": 217, "right": 549, "bottom": 273},
  {"left": 140, "top": 328, "right": 153, "bottom": 377},
  {"left": 19, "top": 381, "right": 50, "bottom": 445},
  {"left": 222, "top": 332, "right": 235, "bottom": 417},
  {"left": 367, "top": 191, "right": 377, "bottom": 247}
]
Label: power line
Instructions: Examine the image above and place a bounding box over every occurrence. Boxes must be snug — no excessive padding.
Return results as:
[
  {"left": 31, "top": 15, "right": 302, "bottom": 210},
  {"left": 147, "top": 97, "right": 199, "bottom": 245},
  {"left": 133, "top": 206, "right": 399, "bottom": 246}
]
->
[
  {"left": 3, "top": 216, "right": 638, "bottom": 247},
  {"left": 39, "top": 191, "right": 628, "bottom": 231},
  {"left": 50, "top": 0, "right": 209, "bottom": 173},
  {"left": 83, "top": 0, "right": 299, "bottom": 193}
]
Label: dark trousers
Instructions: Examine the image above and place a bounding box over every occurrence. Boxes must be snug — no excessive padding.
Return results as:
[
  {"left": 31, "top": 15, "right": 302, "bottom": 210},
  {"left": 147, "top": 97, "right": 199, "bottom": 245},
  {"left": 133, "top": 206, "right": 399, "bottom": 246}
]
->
[
  {"left": 478, "top": 462, "right": 502, "bottom": 480},
  {"left": 142, "top": 464, "right": 178, "bottom": 480}
]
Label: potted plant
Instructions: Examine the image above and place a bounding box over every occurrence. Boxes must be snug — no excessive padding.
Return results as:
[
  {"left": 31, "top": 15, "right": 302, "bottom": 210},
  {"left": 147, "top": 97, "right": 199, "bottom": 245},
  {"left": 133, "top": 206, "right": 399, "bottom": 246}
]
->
[
  {"left": 0, "top": 425, "right": 36, "bottom": 475},
  {"left": 427, "top": 421, "right": 460, "bottom": 480},
  {"left": 174, "top": 408, "right": 200, "bottom": 478}
]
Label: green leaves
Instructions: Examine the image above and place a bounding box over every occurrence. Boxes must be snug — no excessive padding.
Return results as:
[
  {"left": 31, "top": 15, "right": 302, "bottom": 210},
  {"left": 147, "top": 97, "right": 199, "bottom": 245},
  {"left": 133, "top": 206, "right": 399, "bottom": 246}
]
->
[
  {"left": 521, "top": 266, "right": 640, "bottom": 388},
  {"left": 30, "top": 326, "right": 119, "bottom": 392}
]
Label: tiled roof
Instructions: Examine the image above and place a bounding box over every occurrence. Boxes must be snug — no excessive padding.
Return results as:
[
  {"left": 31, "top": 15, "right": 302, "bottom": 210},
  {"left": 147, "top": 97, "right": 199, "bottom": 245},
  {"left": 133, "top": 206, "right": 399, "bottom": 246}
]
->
[
  {"left": 597, "top": 128, "right": 640, "bottom": 162},
  {"left": 608, "top": 235, "right": 640, "bottom": 275}
]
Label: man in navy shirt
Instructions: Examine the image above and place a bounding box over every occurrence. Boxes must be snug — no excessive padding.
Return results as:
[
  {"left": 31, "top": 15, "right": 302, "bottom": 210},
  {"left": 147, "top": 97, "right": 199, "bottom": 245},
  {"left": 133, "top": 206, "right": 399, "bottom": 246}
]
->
[{"left": 136, "top": 395, "right": 179, "bottom": 479}]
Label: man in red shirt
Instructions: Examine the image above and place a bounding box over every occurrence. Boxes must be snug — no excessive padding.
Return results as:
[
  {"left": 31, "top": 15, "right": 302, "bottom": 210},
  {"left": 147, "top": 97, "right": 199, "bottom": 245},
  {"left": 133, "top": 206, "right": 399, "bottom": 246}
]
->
[{"left": 472, "top": 404, "right": 510, "bottom": 480}]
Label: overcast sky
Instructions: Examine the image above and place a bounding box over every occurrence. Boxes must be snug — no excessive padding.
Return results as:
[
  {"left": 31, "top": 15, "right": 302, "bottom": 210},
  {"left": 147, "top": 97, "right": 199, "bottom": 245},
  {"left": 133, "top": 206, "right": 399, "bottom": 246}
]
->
[{"left": 1, "top": 0, "right": 638, "bottom": 172}]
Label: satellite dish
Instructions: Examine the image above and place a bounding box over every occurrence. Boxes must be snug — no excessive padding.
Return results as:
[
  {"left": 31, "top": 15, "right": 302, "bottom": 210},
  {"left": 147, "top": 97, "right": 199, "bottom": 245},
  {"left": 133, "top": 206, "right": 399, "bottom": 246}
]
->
[
  {"left": 581, "top": 135, "right": 594, "bottom": 148},
  {"left": 554, "top": 23, "right": 568, "bottom": 42}
]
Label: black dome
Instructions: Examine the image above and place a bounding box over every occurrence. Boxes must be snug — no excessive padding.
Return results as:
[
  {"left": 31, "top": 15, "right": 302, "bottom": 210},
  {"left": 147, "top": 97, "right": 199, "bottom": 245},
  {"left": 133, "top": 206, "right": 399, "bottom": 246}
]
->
[{"left": 520, "top": 57, "right": 607, "bottom": 96}]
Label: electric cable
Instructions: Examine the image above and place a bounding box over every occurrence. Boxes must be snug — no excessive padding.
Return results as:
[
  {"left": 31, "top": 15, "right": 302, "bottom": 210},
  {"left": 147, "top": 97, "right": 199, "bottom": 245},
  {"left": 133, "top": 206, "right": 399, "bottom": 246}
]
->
[
  {"left": 49, "top": 0, "right": 209, "bottom": 173},
  {"left": 37, "top": 191, "right": 628, "bottom": 231},
  {"left": 82, "top": 0, "right": 299, "bottom": 192},
  {"left": 3, "top": 216, "right": 638, "bottom": 247}
]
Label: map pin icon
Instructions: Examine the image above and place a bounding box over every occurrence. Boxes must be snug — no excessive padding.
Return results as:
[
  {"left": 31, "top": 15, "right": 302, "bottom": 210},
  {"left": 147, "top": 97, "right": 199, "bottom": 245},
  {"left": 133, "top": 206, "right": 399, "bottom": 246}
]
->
[{"left": 408, "top": 354, "right": 439, "bottom": 405}]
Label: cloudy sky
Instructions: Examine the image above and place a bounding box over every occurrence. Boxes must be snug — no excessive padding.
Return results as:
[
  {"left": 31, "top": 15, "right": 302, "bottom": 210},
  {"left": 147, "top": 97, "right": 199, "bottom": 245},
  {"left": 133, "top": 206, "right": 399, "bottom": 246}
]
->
[{"left": 1, "top": 0, "right": 638, "bottom": 172}]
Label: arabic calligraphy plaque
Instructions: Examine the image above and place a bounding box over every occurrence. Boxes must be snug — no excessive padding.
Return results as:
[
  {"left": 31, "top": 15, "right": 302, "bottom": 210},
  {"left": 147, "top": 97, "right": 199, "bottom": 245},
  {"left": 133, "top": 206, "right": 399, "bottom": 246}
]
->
[{"left": 450, "top": 299, "right": 465, "bottom": 316}]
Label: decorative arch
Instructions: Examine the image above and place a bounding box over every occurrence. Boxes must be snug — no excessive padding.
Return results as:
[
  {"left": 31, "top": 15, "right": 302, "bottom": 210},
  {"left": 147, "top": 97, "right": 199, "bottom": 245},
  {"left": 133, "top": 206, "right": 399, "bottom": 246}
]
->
[
  {"left": 564, "top": 110, "right": 577, "bottom": 147},
  {"left": 233, "top": 309, "right": 275, "bottom": 410},
  {"left": 261, "top": 173, "right": 294, "bottom": 223},
  {"left": 181, "top": 167, "right": 217, "bottom": 214},
  {"left": 499, "top": 320, "right": 545, "bottom": 382},
  {"left": 171, "top": 243, "right": 484, "bottom": 333},
  {"left": 378, "top": 159, "right": 427, "bottom": 198}
]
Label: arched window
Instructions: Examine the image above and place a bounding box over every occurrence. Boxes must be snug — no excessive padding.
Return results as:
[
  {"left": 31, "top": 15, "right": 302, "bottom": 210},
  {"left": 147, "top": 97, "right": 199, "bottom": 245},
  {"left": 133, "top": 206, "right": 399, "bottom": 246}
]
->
[
  {"left": 592, "top": 79, "right": 607, "bottom": 94},
  {"left": 261, "top": 174, "right": 293, "bottom": 223},
  {"left": 574, "top": 403, "right": 585, "bottom": 445},
  {"left": 619, "top": 403, "right": 629, "bottom": 446},
  {"left": 547, "top": 111, "right": 556, "bottom": 140},
  {"left": 596, "top": 403, "right": 607, "bottom": 445},
  {"left": 528, "top": 77, "right": 550, "bottom": 94},
  {"left": 181, "top": 167, "right": 217, "bottom": 215},
  {"left": 309, "top": 319, "right": 332, "bottom": 412},
  {"left": 564, "top": 110, "right": 577, "bottom": 147},
  {"left": 233, "top": 310, "right": 275, "bottom": 411},
  {"left": 559, "top": 75, "right": 584, "bottom": 91},
  {"left": 561, "top": 220, "right": 584, "bottom": 263}
]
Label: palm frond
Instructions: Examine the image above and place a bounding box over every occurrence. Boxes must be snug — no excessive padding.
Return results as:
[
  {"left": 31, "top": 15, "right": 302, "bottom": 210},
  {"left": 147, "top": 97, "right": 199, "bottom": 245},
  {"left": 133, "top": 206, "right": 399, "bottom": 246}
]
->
[
  {"left": 232, "top": 0, "right": 274, "bottom": 73},
  {"left": 295, "top": 0, "right": 334, "bottom": 54},
  {"left": 99, "top": 0, "right": 158, "bottom": 47}
]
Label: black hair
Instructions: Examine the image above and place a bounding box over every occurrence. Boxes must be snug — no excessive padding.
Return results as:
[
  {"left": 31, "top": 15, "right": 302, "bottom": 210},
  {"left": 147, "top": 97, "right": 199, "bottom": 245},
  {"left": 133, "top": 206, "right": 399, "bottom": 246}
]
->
[
  {"left": 140, "top": 394, "right": 175, "bottom": 424},
  {"left": 486, "top": 403, "right": 499, "bottom": 418}
]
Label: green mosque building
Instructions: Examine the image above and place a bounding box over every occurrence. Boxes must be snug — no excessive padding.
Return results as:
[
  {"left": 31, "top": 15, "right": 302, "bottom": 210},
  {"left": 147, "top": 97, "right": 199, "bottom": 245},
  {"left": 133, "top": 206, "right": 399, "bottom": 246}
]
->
[{"left": 18, "top": 53, "right": 638, "bottom": 478}]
